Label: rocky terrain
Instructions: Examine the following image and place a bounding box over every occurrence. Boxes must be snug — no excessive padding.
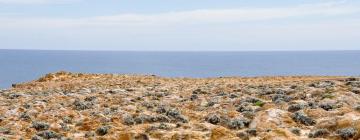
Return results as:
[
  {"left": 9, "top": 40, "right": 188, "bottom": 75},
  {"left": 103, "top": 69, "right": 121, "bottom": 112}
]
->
[{"left": 1, "top": 71, "right": 360, "bottom": 140}]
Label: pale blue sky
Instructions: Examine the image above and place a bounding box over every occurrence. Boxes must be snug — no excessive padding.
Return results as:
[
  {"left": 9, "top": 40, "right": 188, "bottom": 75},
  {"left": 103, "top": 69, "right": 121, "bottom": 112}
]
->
[{"left": 0, "top": 0, "right": 359, "bottom": 51}]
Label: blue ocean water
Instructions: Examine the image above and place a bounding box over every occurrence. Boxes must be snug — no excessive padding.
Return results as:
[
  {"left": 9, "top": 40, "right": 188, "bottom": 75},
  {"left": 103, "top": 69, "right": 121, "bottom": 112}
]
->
[{"left": 0, "top": 50, "right": 359, "bottom": 88}]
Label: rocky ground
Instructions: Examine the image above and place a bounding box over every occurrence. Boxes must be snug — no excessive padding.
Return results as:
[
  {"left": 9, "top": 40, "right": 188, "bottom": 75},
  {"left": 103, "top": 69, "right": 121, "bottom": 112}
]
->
[{"left": 1, "top": 71, "right": 360, "bottom": 140}]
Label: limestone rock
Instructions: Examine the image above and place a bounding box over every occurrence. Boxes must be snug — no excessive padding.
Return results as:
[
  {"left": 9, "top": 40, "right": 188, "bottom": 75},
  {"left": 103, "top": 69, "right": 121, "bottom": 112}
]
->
[{"left": 250, "top": 109, "right": 296, "bottom": 131}]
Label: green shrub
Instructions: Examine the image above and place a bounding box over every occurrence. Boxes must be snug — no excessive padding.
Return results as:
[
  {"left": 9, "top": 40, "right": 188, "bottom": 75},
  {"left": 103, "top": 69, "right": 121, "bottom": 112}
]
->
[{"left": 254, "top": 101, "right": 265, "bottom": 107}]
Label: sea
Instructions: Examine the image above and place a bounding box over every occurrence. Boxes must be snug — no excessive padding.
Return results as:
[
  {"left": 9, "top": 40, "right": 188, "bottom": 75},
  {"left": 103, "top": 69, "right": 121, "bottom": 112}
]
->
[{"left": 1, "top": 50, "right": 360, "bottom": 89}]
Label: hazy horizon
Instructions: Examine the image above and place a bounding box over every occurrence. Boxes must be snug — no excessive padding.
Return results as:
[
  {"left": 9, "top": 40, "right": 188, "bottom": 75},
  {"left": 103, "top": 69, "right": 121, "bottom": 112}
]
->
[{"left": 1, "top": 49, "right": 360, "bottom": 52}]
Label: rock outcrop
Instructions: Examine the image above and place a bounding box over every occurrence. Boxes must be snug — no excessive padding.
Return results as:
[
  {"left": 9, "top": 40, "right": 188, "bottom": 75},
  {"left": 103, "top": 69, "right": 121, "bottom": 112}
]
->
[{"left": 0, "top": 71, "right": 359, "bottom": 139}]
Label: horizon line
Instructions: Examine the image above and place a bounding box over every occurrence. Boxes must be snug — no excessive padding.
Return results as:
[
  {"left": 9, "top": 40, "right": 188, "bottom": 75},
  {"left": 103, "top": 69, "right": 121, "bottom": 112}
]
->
[{"left": 1, "top": 49, "right": 360, "bottom": 52}]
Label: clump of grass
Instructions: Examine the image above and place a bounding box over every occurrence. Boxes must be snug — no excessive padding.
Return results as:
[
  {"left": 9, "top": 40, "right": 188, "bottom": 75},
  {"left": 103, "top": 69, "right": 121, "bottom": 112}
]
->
[
  {"left": 96, "top": 126, "right": 111, "bottom": 136},
  {"left": 325, "top": 88, "right": 335, "bottom": 94},
  {"left": 31, "top": 121, "right": 50, "bottom": 131},
  {"left": 254, "top": 100, "right": 265, "bottom": 107},
  {"left": 322, "top": 93, "right": 335, "bottom": 99}
]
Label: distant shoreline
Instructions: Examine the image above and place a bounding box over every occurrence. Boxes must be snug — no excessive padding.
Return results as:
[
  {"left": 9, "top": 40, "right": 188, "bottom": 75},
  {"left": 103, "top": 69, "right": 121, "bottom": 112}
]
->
[
  {"left": 6, "top": 71, "right": 354, "bottom": 89},
  {"left": 1, "top": 50, "right": 360, "bottom": 89},
  {"left": 2, "top": 71, "right": 359, "bottom": 89}
]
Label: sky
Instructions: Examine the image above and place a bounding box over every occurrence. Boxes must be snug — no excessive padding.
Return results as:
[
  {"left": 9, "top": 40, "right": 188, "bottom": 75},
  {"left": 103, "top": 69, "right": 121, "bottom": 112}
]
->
[{"left": 0, "top": 0, "right": 359, "bottom": 51}]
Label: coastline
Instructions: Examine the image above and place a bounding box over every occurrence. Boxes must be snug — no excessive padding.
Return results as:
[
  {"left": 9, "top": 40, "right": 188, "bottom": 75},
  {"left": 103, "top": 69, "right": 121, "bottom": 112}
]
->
[
  {"left": 1, "top": 71, "right": 360, "bottom": 139},
  {"left": 2, "top": 50, "right": 360, "bottom": 89}
]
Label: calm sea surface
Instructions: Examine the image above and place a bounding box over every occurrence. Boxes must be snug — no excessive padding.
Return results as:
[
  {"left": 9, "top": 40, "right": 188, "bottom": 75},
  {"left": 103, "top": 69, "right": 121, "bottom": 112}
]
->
[{"left": 1, "top": 50, "right": 359, "bottom": 88}]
